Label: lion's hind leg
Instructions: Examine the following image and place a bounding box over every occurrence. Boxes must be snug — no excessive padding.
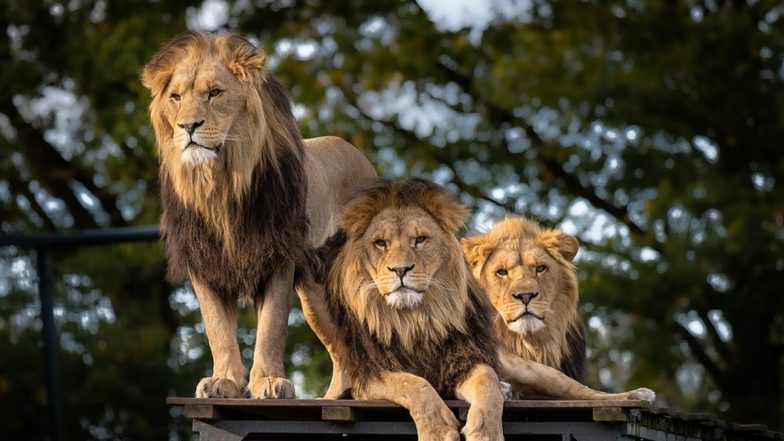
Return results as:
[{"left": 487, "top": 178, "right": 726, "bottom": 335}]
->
[
  {"left": 497, "top": 349, "right": 656, "bottom": 401},
  {"left": 191, "top": 278, "right": 247, "bottom": 398},
  {"left": 356, "top": 372, "right": 460, "bottom": 441},
  {"left": 295, "top": 277, "right": 351, "bottom": 399},
  {"left": 455, "top": 364, "right": 505, "bottom": 441}
]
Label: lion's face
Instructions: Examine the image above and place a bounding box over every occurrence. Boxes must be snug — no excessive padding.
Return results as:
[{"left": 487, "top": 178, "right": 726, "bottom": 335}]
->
[
  {"left": 462, "top": 218, "right": 579, "bottom": 337},
  {"left": 329, "top": 178, "right": 472, "bottom": 351},
  {"left": 142, "top": 33, "right": 277, "bottom": 216},
  {"left": 361, "top": 206, "right": 452, "bottom": 309},
  {"left": 162, "top": 59, "right": 248, "bottom": 166}
]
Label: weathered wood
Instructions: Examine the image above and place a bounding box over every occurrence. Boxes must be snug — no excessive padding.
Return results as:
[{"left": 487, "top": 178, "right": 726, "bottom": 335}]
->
[
  {"left": 321, "top": 405, "right": 357, "bottom": 422},
  {"left": 592, "top": 406, "right": 627, "bottom": 422},
  {"left": 184, "top": 404, "right": 222, "bottom": 420},
  {"left": 168, "top": 397, "right": 784, "bottom": 440}
]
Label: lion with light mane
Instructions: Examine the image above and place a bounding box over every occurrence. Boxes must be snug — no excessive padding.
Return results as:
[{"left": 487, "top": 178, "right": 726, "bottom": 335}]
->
[
  {"left": 462, "top": 217, "right": 587, "bottom": 388},
  {"left": 303, "top": 178, "right": 654, "bottom": 441},
  {"left": 142, "top": 31, "right": 375, "bottom": 399}
]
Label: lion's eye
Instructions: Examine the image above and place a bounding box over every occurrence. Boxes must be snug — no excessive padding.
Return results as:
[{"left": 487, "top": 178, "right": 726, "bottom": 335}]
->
[
  {"left": 374, "top": 239, "right": 387, "bottom": 249},
  {"left": 414, "top": 236, "right": 428, "bottom": 245},
  {"left": 496, "top": 268, "right": 508, "bottom": 277},
  {"left": 535, "top": 265, "right": 547, "bottom": 274},
  {"left": 170, "top": 93, "right": 181, "bottom": 103},
  {"left": 209, "top": 88, "right": 222, "bottom": 98}
]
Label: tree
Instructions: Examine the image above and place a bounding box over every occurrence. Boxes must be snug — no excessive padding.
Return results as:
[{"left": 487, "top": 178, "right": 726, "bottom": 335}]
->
[{"left": 1, "top": 1, "right": 782, "bottom": 439}]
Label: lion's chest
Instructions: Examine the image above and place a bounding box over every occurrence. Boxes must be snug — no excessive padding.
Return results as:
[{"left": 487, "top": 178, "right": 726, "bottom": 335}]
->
[{"left": 159, "top": 168, "right": 309, "bottom": 302}]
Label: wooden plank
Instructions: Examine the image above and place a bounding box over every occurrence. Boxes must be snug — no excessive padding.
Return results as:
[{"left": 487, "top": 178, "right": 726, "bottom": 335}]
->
[
  {"left": 167, "top": 397, "right": 648, "bottom": 410},
  {"left": 592, "top": 407, "right": 627, "bottom": 422},
  {"left": 184, "top": 404, "right": 222, "bottom": 420},
  {"left": 321, "top": 406, "right": 357, "bottom": 422}
]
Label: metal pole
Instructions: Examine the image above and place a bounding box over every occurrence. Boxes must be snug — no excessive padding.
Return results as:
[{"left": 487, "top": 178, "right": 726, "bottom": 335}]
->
[{"left": 37, "top": 247, "right": 64, "bottom": 441}]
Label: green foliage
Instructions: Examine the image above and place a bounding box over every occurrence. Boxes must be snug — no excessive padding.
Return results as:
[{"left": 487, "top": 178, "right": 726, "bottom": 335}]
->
[{"left": 1, "top": 0, "right": 782, "bottom": 439}]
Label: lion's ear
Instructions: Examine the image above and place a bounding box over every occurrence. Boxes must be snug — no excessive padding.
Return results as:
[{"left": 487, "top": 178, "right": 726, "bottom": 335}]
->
[
  {"left": 339, "top": 196, "right": 384, "bottom": 239},
  {"left": 225, "top": 36, "right": 267, "bottom": 83},
  {"left": 141, "top": 63, "right": 171, "bottom": 97},
  {"left": 461, "top": 235, "right": 491, "bottom": 270},
  {"left": 557, "top": 234, "right": 579, "bottom": 262},
  {"left": 428, "top": 198, "right": 469, "bottom": 235},
  {"left": 408, "top": 178, "right": 469, "bottom": 234},
  {"left": 540, "top": 231, "right": 579, "bottom": 262}
]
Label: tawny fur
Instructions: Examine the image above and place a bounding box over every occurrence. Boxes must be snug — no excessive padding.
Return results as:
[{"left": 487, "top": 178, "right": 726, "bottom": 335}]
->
[
  {"left": 462, "top": 217, "right": 586, "bottom": 382},
  {"left": 141, "top": 31, "right": 376, "bottom": 399},
  {"left": 318, "top": 178, "right": 498, "bottom": 396},
  {"left": 310, "top": 177, "right": 504, "bottom": 440},
  {"left": 305, "top": 178, "right": 654, "bottom": 440}
]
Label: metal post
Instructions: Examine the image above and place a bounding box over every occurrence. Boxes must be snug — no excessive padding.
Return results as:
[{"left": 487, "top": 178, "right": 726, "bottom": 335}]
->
[{"left": 37, "top": 247, "right": 64, "bottom": 441}]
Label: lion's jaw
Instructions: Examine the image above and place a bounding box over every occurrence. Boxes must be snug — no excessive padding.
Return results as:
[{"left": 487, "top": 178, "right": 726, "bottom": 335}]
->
[
  {"left": 506, "top": 311, "right": 546, "bottom": 335},
  {"left": 384, "top": 288, "right": 424, "bottom": 309}
]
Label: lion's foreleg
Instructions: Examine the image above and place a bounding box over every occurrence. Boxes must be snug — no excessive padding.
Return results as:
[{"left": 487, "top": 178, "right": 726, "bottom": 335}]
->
[
  {"left": 497, "top": 349, "right": 655, "bottom": 401},
  {"left": 355, "top": 372, "right": 460, "bottom": 441},
  {"left": 248, "top": 262, "right": 296, "bottom": 399},
  {"left": 191, "top": 277, "right": 246, "bottom": 398},
  {"left": 455, "top": 364, "right": 505, "bottom": 441},
  {"left": 295, "top": 277, "right": 351, "bottom": 399}
]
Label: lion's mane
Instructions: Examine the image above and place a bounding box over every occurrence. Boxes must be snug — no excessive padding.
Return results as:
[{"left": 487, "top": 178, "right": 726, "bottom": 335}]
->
[
  {"left": 142, "top": 32, "right": 309, "bottom": 302},
  {"left": 316, "top": 178, "right": 498, "bottom": 397},
  {"left": 464, "top": 217, "right": 585, "bottom": 381}
]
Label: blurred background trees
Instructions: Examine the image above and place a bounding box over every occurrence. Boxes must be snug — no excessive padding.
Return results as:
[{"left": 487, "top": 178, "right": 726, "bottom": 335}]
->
[{"left": 1, "top": 0, "right": 782, "bottom": 439}]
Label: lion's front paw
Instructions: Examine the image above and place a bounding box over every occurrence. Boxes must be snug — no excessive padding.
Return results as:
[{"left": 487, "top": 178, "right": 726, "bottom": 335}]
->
[
  {"left": 462, "top": 406, "right": 504, "bottom": 441},
  {"left": 248, "top": 377, "right": 296, "bottom": 399},
  {"left": 416, "top": 406, "right": 460, "bottom": 441},
  {"left": 626, "top": 387, "right": 656, "bottom": 402},
  {"left": 195, "top": 377, "right": 245, "bottom": 398}
]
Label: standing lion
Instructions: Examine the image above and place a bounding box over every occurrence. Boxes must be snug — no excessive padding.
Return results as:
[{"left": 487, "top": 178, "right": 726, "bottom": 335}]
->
[{"left": 141, "top": 32, "right": 375, "bottom": 399}]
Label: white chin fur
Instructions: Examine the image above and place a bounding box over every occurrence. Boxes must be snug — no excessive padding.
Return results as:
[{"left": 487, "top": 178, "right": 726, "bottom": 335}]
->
[
  {"left": 182, "top": 147, "right": 218, "bottom": 165},
  {"left": 507, "top": 315, "right": 545, "bottom": 335},
  {"left": 385, "top": 288, "right": 423, "bottom": 309}
]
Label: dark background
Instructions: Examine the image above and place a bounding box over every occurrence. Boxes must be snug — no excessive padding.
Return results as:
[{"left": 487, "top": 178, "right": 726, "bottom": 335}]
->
[{"left": 1, "top": 0, "right": 782, "bottom": 439}]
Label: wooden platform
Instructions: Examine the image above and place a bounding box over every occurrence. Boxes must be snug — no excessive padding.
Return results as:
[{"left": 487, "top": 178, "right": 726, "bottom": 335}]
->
[{"left": 168, "top": 397, "right": 784, "bottom": 440}]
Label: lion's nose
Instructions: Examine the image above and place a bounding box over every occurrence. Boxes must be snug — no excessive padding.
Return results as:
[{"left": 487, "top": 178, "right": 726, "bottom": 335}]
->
[
  {"left": 513, "top": 291, "right": 539, "bottom": 305},
  {"left": 178, "top": 119, "right": 205, "bottom": 135},
  {"left": 388, "top": 264, "right": 415, "bottom": 278}
]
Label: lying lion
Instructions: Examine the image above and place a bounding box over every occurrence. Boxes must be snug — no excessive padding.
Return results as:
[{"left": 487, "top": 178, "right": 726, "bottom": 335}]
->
[
  {"left": 462, "top": 217, "right": 586, "bottom": 385},
  {"left": 302, "top": 177, "right": 654, "bottom": 440},
  {"left": 142, "top": 32, "right": 375, "bottom": 399}
]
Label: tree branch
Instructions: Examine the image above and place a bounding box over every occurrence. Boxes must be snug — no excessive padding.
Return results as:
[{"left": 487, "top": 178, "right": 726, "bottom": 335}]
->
[
  {"left": 0, "top": 97, "right": 128, "bottom": 229},
  {"left": 696, "top": 305, "right": 730, "bottom": 361},
  {"left": 675, "top": 321, "right": 727, "bottom": 391},
  {"left": 435, "top": 61, "right": 647, "bottom": 237},
  {"left": 338, "top": 83, "right": 514, "bottom": 212},
  {"left": 4, "top": 169, "right": 58, "bottom": 231}
]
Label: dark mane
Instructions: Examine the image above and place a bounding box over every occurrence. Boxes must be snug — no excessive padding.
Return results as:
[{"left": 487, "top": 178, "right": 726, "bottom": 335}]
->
[
  {"left": 159, "top": 72, "right": 309, "bottom": 303},
  {"left": 561, "top": 319, "right": 586, "bottom": 382}
]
